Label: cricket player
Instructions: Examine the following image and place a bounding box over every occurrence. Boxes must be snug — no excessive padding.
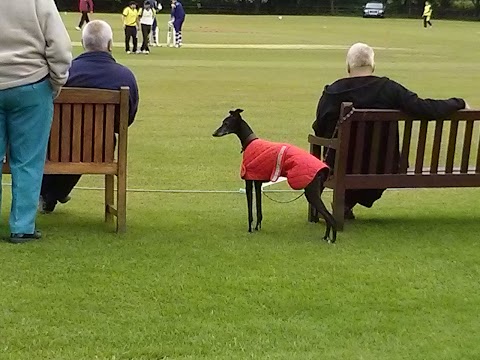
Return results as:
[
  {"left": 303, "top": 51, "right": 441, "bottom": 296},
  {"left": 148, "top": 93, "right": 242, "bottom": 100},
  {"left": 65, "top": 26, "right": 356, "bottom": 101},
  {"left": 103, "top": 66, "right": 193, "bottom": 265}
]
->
[
  {"left": 139, "top": 1, "right": 155, "bottom": 53},
  {"left": 122, "top": 1, "right": 139, "bottom": 54},
  {"left": 147, "top": 0, "right": 162, "bottom": 46},
  {"left": 170, "top": 0, "right": 185, "bottom": 48},
  {"left": 423, "top": 1, "right": 433, "bottom": 28}
]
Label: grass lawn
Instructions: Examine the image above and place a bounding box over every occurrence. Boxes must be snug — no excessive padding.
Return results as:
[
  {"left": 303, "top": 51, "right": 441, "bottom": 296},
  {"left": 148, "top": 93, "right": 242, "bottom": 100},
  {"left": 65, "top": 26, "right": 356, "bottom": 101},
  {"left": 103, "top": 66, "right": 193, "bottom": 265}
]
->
[{"left": 1, "top": 13, "right": 480, "bottom": 360}]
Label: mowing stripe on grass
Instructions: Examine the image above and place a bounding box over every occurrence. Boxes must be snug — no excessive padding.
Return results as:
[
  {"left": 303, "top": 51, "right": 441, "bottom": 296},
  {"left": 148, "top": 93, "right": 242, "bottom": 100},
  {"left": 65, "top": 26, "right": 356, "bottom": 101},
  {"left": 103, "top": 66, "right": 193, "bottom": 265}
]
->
[{"left": 71, "top": 41, "right": 410, "bottom": 51}]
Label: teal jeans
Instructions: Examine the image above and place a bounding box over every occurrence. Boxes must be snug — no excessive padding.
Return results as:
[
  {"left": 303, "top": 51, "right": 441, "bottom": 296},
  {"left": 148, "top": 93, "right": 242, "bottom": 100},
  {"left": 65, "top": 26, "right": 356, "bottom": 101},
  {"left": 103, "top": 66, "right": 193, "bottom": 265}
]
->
[{"left": 0, "top": 79, "right": 54, "bottom": 234}]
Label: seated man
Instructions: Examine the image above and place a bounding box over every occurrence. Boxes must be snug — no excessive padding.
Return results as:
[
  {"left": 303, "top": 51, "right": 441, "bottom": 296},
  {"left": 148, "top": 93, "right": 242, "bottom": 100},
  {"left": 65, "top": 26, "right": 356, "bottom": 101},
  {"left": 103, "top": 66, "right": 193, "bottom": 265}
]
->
[
  {"left": 40, "top": 20, "right": 139, "bottom": 213},
  {"left": 313, "top": 42, "right": 468, "bottom": 220}
]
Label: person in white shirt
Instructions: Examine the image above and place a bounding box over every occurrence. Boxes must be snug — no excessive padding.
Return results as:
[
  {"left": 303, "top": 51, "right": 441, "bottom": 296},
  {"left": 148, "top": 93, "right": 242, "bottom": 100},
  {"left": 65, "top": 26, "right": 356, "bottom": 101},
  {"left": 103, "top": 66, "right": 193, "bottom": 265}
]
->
[
  {"left": 0, "top": 0, "right": 72, "bottom": 243},
  {"left": 147, "top": 0, "right": 162, "bottom": 46},
  {"left": 139, "top": 1, "right": 156, "bottom": 53}
]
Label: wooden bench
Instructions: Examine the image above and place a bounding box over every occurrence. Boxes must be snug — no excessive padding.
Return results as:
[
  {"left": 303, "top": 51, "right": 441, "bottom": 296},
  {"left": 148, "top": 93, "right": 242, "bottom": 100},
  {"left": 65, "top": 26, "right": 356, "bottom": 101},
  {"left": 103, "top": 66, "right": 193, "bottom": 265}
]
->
[
  {"left": 308, "top": 102, "right": 480, "bottom": 231},
  {"left": 3, "top": 87, "right": 130, "bottom": 233}
]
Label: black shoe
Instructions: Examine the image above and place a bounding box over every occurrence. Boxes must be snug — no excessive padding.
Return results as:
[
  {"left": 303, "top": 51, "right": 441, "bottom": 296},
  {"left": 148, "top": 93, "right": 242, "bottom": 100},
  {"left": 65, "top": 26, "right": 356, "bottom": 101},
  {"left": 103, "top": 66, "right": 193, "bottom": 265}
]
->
[
  {"left": 344, "top": 207, "right": 356, "bottom": 220},
  {"left": 9, "top": 230, "right": 42, "bottom": 244},
  {"left": 58, "top": 195, "right": 71, "bottom": 204},
  {"left": 42, "top": 200, "right": 57, "bottom": 214}
]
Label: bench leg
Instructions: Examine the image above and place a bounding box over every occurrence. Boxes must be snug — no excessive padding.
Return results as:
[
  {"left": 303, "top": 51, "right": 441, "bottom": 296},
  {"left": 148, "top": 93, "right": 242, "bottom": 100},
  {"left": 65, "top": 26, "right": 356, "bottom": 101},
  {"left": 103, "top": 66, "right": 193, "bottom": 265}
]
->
[
  {"left": 105, "top": 174, "right": 115, "bottom": 224},
  {"left": 116, "top": 172, "right": 127, "bottom": 233},
  {"left": 332, "top": 187, "right": 345, "bottom": 231}
]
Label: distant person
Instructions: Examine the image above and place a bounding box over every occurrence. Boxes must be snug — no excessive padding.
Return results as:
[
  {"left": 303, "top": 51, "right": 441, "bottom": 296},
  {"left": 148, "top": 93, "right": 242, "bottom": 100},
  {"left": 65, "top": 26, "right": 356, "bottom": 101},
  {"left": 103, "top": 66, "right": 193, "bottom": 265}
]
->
[
  {"left": 147, "top": 0, "right": 162, "bottom": 46},
  {"left": 423, "top": 1, "right": 433, "bottom": 28},
  {"left": 139, "top": 1, "right": 155, "bottom": 53},
  {"left": 40, "top": 20, "right": 139, "bottom": 214},
  {"left": 0, "top": 0, "right": 71, "bottom": 243},
  {"left": 76, "top": 0, "right": 94, "bottom": 30},
  {"left": 313, "top": 43, "right": 467, "bottom": 220},
  {"left": 170, "top": 0, "right": 185, "bottom": 48},
  {"left": 123, "top": 1, "right": 139, "bottom": 54}
]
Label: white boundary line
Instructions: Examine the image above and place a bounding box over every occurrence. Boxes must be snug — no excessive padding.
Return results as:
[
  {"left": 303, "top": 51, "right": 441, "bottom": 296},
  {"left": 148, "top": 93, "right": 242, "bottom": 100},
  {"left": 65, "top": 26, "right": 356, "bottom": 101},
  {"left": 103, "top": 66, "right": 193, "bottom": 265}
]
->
[{"left": 71, "top": 41, "right": 409, "bottom": 51}]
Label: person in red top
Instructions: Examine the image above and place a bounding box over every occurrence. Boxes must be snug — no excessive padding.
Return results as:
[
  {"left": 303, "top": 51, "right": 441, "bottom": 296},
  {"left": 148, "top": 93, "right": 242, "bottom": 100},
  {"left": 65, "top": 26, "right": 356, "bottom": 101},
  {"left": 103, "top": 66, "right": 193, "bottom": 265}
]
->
[{"left": 76, "top": 0, "right": 94, "bottom": 30}]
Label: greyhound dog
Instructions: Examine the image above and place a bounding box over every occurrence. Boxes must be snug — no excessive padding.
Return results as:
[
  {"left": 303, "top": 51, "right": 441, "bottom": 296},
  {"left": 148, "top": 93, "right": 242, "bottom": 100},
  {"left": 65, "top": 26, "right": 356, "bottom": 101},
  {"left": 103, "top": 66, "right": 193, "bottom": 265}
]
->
[{"left": 212, "top": 109, "right": 337, "bottom": 243}]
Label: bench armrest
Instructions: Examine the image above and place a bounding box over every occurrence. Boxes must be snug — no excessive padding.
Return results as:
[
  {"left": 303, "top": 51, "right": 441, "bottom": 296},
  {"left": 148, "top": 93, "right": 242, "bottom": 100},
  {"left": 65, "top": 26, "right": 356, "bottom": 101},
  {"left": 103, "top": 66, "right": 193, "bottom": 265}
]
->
[{"left": 308, "top": 134, "right": 339, "bottom": 149}]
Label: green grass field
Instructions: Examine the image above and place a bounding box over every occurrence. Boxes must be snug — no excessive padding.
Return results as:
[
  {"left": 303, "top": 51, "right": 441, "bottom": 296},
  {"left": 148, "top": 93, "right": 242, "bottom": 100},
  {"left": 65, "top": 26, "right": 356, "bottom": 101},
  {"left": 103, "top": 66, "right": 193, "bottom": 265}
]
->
[{"left": 1, "top": 13, "right": 480, "bottom": 359}]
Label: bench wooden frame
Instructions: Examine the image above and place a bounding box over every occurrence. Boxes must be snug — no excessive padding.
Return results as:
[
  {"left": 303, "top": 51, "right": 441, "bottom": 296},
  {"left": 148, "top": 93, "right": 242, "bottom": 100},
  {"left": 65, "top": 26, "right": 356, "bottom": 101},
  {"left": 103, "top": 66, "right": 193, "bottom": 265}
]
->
[
  {"left": 308, "top": 102, "right": 480, "bottom": 231},
  {"left": 3, "top": 87, "right": 130, "bottom": 233}
]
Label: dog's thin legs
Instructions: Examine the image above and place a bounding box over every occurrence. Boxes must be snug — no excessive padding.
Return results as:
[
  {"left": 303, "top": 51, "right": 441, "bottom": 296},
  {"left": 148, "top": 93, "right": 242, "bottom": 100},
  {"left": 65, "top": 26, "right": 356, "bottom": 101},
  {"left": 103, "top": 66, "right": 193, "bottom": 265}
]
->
[
  {"left": 246, "top": 180, "right": 254, "bottom": 232},
  {"left": 254, "top": 180, "right": 263, "bottom": 230},
  {"left": 304, "top": 174, "right": 337, "bottom": 243}
]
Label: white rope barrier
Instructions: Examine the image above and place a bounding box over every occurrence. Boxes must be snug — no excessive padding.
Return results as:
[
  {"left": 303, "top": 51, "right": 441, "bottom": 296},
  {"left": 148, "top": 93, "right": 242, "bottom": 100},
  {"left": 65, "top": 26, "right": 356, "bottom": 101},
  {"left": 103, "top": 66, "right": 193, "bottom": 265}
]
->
[{"left": 0, "top": 182, "right": 309, "bottom": 194}]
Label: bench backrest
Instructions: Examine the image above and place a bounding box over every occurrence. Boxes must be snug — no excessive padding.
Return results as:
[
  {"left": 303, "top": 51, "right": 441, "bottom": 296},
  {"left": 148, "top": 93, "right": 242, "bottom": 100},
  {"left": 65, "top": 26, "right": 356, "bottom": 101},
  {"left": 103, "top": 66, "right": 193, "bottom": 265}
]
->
[
  {"left": 49, "top": 87, "right": 128, "bottom": 164},
  {"left": 333, "top": 102, "right": 480, "bottom": 188},
  {"left": 1, "top": 87, "right": 130, "bottom": 175}
]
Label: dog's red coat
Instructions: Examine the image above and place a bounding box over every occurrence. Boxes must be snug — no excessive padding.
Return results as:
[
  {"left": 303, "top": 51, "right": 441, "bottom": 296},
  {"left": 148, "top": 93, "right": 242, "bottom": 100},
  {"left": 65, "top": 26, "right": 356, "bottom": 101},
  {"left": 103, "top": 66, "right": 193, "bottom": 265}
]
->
[{"left": 241, "top": 139, "right": 329, "bottom": 190}]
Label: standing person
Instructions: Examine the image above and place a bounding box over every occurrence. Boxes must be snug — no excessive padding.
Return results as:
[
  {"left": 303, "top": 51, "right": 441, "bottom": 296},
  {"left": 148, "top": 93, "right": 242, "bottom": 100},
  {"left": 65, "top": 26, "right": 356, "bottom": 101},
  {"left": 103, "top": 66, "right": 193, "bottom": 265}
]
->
[
  {"left": 423, "top": 1, "right": 433, "bottom": 28},
  {"left": 148, "top": 0, "right": 163, "bottom": 46},
  {"left": 170, "top": 0, "right": 185, "bottom": 48},
  {"left": 76, "top": 0, "right": 94, "bottom": 31},
  {"left": 313, "top": 43, "right": 467, "bottom": 220},
  {"left": 139, "top": 1, "right": 155, "bottom": 54},
  {"left": 40, "top": 20, "right": 139, "bottom": 214},
  {"left": 0, "top": 0, "right": 72, "bottom": 243},
  {"left": 122, "top": 1, "right": 139, "bottom": 54}
]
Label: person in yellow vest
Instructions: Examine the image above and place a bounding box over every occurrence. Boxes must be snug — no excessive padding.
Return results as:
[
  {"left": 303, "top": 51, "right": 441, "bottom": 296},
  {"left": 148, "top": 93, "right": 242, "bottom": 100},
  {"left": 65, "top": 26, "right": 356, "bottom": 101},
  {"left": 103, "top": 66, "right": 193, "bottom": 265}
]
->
[
  {"left": 423, "top": 1, "right": 433, "bottom": 28},
  {"left": 122, "top": 1, "right": 139, "bottom": 54}
]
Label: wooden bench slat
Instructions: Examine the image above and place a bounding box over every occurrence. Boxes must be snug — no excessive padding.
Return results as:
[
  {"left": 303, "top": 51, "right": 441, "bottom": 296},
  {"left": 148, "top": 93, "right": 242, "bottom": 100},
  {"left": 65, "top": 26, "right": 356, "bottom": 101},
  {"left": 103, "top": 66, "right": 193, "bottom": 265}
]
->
[
  {"left": 400, "top": 120, "right": 413, "bottom": 173},
  {"left": 71, "top": 104, "right": 82, "bottom": 162},
  {"left": 82, "top": 104, "right": 94, "bottom": 162},
  {"left": 49, "top": 104, "right": 61, "bottom": 162},
  {"left": 350, "top": 111, "right": 411, "bottom": 122},
  {"left": 348, "top": 109, "right": 480, "bottom": 122},
  {"left": 343, "top": 173, "right": 480, "bottom": 189},
  {"left": 44, "top": 162, "right": 117, "bottom": 174},
  {"left": 384, "top": 121, "right": 398, "bottom": 174},
  {"left": 445, "top": 120, "right": 459, "bottom": 173},
  {"left": 56, "top": 88, "right": 122, "bottom": 104},
  {"left": 104, "top": 105, "right": 116, "bottom": 163},
  {"left": 352, "top": 121, "right": 366, "bottom": 174},
  {"left": 415, "top": 120, "right": 428, "bottom": 174},
  {"left": 60, "top": 104, "right": 72, "bottom": 162},
  {"left": 307, "top": 134, "right": 339, "bottom": 149},
  {"left": 368, "top": 122, "right": 382, "bottom": 174},
  {"left": 461, "top": 120, "right": 474, "bottom": 173},
  {"left": 94, "top": 104, "right": 105, "bottom": 163},
  {"left": 476, "top": 126, "right": 480, "bottom": 173},
  {"left": 429, "top": 120, "right": 444, "bottom": 174}
]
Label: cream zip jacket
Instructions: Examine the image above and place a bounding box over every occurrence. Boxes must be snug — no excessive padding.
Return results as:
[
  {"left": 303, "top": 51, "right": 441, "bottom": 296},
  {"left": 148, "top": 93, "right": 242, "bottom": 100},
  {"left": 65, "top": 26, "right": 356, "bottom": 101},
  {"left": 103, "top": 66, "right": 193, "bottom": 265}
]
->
[{"left": 0, "top": 0, "right": 72, "bottom": 92}]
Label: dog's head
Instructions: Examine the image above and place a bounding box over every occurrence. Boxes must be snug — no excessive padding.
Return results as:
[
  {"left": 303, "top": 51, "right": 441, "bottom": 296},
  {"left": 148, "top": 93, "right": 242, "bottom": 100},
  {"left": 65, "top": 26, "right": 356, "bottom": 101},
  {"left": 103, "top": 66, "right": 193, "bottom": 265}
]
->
[{"left": 212, "top": 109, "right": 244, "bottom": 137}]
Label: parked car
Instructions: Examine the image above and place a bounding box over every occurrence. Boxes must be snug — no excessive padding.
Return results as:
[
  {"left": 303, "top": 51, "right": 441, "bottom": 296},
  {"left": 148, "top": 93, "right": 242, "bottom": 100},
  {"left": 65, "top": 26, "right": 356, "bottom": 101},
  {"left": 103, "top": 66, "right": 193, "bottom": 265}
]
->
[{"left": 363, "top": 2, "right": 386, "bottom": 18}]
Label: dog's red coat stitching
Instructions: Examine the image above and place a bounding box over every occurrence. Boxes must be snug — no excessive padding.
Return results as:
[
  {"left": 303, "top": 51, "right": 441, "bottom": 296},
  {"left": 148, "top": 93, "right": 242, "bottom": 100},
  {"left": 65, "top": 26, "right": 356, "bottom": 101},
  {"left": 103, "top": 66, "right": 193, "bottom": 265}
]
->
[{"left": 241, "top": 139, "right": 328, "bottom": 190}]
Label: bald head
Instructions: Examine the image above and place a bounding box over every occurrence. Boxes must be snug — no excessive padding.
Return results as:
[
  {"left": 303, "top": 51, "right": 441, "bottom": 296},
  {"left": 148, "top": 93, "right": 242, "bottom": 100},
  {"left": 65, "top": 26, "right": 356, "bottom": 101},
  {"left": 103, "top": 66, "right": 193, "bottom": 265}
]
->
[
  {"left": 82, "top": 20, "right": 113, "bottom": 52},
  {"left": 346, "top": 43, "right": 375, "bottom": 76}
]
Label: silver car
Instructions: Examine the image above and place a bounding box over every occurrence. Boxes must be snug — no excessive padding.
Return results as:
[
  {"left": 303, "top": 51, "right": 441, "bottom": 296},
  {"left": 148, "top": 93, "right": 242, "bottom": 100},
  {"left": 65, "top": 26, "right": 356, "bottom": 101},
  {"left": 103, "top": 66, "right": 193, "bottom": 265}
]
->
[{"left": 363, "top": 2, "right": 386, "bottom": 18}]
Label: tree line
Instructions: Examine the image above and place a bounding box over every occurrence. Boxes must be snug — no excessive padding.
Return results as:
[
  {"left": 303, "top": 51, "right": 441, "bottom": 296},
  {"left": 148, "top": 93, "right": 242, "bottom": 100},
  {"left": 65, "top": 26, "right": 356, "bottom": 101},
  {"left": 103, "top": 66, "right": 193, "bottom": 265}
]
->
[{"left": 55, "top": 0, "right": 480, "bottom": 18}]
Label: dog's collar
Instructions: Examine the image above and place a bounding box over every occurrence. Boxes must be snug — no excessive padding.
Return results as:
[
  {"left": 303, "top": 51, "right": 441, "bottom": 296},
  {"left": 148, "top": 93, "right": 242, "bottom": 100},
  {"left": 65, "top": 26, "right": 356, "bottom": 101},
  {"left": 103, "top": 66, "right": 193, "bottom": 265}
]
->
[{"left": 241, "top": 134, "right": 258, "bottom": 153}]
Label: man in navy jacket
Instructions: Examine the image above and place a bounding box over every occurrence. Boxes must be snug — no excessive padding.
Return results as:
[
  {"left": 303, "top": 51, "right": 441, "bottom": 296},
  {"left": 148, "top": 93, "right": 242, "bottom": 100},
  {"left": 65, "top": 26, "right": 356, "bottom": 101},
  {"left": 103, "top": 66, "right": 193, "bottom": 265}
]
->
[{"left": 40, "top": 20, "right": 139, "bottom": 213}]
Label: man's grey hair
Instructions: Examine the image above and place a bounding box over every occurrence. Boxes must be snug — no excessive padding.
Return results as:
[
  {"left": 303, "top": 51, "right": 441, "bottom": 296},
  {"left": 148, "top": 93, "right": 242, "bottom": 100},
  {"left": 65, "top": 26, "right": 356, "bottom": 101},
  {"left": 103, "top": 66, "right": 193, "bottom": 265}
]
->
[
  {"left": 82, "top": 20, "right": 114, "bottom": 52},
  {"left": 346, "top": 43, "right": 375, "bottom": 70}
]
